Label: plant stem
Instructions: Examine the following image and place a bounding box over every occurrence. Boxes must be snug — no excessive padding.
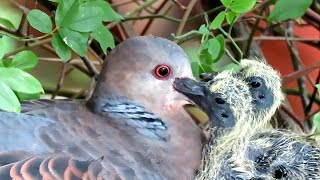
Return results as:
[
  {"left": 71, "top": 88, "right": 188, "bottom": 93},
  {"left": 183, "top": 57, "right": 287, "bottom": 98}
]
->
[
  {"left": 219, "top": 27, "right": 243, "bottom": 60},
  {"left": 175, "top": 0, "right": 198, "bottom": 37}
]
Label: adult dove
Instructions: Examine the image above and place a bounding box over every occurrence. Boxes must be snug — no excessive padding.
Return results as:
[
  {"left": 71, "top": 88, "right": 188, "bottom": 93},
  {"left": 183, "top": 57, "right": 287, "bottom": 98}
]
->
[{"left": 0, "top": 36, "right": 203, "bottom": 179}]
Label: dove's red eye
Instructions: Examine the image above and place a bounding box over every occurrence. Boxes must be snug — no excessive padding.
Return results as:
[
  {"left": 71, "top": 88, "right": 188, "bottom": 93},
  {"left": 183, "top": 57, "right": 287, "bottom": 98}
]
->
[{"left": 154, "top": 65, "right": 171, "bottom": 79}]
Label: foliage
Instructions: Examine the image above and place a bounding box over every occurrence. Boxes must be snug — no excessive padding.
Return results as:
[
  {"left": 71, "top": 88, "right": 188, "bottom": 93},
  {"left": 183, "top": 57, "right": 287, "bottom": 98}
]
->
[
  {"left": 26, "top": 0, "right": 122, "bottom": 61},
  {"left": 0, "top": 0, "right": 122, "bottom": 113},
  {"left": 267, "top": 0, "right": 313, "bottom": 22},
  {"left": 0, "top": 51, "right": 43, "bottom": 113},
  {"left": 179, "top": 0, "right": 313, "bottom": 79}
]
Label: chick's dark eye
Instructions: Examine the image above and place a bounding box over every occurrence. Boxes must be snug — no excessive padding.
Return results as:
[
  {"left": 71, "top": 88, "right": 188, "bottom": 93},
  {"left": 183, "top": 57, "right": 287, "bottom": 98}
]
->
[
  {"left": 154, "top": 65, "right": 171, "bottom": 78},
  {"left": 215, "top": 97, "right": 225, "bottom": 104},
  {"left": 274, "top": 166, "right": 287, "bottom": 179},
  {"left": 250, "top": 81, "right": 261, "bottom": 88}
]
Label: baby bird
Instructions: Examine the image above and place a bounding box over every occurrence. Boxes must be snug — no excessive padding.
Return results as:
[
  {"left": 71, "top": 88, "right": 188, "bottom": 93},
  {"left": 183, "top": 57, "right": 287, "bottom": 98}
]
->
[
  {"left": 200, "top": 59, "right": 284, "bottom": 131},
  {"left": 175, "top": 73, "right": 320, "bottom": 179},
  {"left": 174, "top": 70, "right": 255, "bottom": 179}
]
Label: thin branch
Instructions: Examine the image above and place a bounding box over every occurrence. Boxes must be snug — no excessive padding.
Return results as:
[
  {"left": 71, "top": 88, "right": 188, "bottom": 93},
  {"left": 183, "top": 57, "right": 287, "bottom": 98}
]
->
[
  {"left": 51, "top": 64, "right": 72, "bottom": 99},
  {"left": 280, "top": 105, "right": 305, "bottom": 132},
  {"left": 285, "top": 21, "right": 310, "bottom": 122},
  {"left": 170, "top": 0, "right": 186, "bottom": 10},
  {"left": 306, "top": 69, "right": 320, "bottom": 114},
  {"left": 282, "top": 88, "right": 320, "bottom": 105},
  {"left": 141, "top": 0, "right": 168, "bottom": 35},
  {"left": 175, "top": 0, "right": 198, "bottom": 37},
  {"left": 79, "top": 56, "right": 99, "bottom": 79},
  {"left": 219, "top": 27, "right": 243, "bottom": 60},
  {"left": 3, "top": 38, "right": 52, "bottom": 58},
  {"left": 107, "top": 0, "right": 158, "bottom": 29},
  {"left": 124, "top": 14, "right": 181, "bottom": 23}
]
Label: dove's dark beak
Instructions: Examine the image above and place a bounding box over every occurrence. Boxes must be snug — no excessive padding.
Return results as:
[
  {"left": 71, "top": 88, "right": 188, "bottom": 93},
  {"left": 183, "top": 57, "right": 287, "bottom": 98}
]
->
[{"left": 173, "top": 78, "right": 205, "bottom": 96}]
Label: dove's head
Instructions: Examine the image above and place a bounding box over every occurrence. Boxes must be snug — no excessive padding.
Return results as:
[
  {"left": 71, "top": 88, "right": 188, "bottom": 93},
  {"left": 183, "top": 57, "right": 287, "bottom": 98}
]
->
[{"left": 89, "top": 36, "right": 194, "bottom": 116}]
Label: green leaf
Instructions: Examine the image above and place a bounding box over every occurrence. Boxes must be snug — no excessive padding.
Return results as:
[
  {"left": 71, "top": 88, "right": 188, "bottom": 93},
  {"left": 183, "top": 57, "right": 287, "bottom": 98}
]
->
[
  {"left": 64, "top": 6, "right": 103, "bottom": 32},
  {"left": 0, "top": 39, "right": 4, "bottom": 59},
  {"left": 55, "top": 0, "right": 78, "bottom": 26},
  {"left": 16, "top": 92, "right": 40, "bottom": 101},
  {"left": 9, "top": 50, "right": 38, "bottom": 71},
  {"left": 207, "top": 38, "right": 221, "bottom": 62},
  {"left": 0, "top": 18, "right": 16, "bottom": 30},
  {"left": 58, "top": 27, "right": 89, "bottom": 56},
  {"left": 214, "top": 34, "right": 225, "bottom": 62},
  {"left": 0, "top": 67, "right": 44, "bottom": 94},
  {"left": 316, "top": 84, "right": 320, "bottom": 95},
  {"left": 27, "top": 9, "right": 53, "bottom": 33},
  {"left": 92, "top": 25, "right": 115, "bottom": 53},
  {"left": 221, "top": 0, "right": 233, "bottom": 7},
  {"left": 190, "top": 62, "right": 200, "bottom": 79},
  {"left": 199, "top": 63, "right": 214, "bottom": 73},
  {"left": 313, "top": 112, "right": 320, "bottom": 132},
  {"left": 198, "top": 24, "right": 210, "bottom": 35},
  {"left": 0, "top": 36, "right": 17, "bottom": 60},
  {"left": 84, "top": 0, "right": 123, "bottom": 22},
  {"left": 185, "top": 46, "right": 201, "bottom": 78},
  {"left": 267, "top": 0, "right": 312, "bottom": 22},
  {"left": 51, "top": 34, "right": 72, "bottom": 61},
  {"left": 48, "top": 0, "right": 60, "bottom": 2},
  {"left": 199, "top": 48, "right": 214, "bottom": 65},
  {"left": 0, "top": 1, "right": 23, "bottom": 30},
  {"left": 229, "top": 0, "right": 256, "bottom": 14},
  {"left": 0, "top": 82, "right": 20, "bottom": 113},
  {"left": 210, "top": 11, "right": 225, "bottom": 30},
  {"left": 220, "top": 63, "right": 241, "bottom": 72},
  {"left": 226, "top": 11, "right": 237, "bottom": 24}
]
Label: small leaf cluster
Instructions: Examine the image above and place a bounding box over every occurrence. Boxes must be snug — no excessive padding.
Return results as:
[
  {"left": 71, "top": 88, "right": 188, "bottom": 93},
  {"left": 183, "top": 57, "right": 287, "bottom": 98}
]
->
[
  {"left": 26, "top": 0, "right": 123, "bottom": 61},
  {"left": 191, "top": 0, "right": 256, "bottom": 77},
  {"left": 0, "top": 51, "right": 43, "bottom": 113}
]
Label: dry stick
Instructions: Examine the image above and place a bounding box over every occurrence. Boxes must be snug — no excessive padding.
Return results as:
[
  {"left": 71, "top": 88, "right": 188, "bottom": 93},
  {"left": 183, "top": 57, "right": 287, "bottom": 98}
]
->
[
  {"left": 132, "top": 0, "right": 155, "bottom": 13},
  {"left": 107, "top": 0, "right": 158, "bottom": 29},
  {"left": 51, "top": 64, "right": 72, "bottom": 99},
  {"left": 283, "top": 88, "right": 320, "bottom": 105},
  {"left": 170, "top": 0, "right": 186, "bottom": 10},
  {"left": 141, "top": 0, "right": 169, "bottom": 35},
  {"left": 280, "top": 105, "right": 305, "bottom": 131},
  {"left": 285, "top": 21, "right": 310, "bottom": 128},
  {"left": 175, "top": 0, "right": 198, "bottom": 37},
  {"left": 112, "top": 0, "right": 133, "bottom": 7},
  {"left": 244, "top": 5, "right": 266, "bottom": 58},
  {"left": 306, "top": 107, "right": 320, "bottom": 122},
  {"left": 3, "top": 38, "right": 52, "bottom": 58},
  {"left": 305, "top": 69, "right": 320, "bottom": 114},
  {"left": 282, "top": 62, "right": 320, "bottom": 85},
  {"left": 124, "top": 14, "right": 181, "bottom": 23},
  {"left": 234, "top": 36, "right": 320, "bottom": 42},
  {"left": 79, "top": 56, "right": 99, "bottom": 79}
]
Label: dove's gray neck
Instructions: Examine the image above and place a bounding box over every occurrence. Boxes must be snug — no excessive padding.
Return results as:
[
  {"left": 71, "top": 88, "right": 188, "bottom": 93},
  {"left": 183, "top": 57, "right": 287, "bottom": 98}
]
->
[{"left": 89, "top": 96, "right": 168, "bottom": 140}]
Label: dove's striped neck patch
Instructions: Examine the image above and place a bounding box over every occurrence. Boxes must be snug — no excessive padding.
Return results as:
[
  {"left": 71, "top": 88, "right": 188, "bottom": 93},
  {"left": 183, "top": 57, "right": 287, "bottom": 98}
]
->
[{"left": 102, "top": 97, "right": 168, "bottom": 140}]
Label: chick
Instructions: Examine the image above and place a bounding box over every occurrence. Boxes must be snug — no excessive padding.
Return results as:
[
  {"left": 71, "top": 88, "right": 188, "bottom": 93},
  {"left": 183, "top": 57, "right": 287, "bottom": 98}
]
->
[
  {"left": 175, "top": 72, "right": 320, "bottom": 180},
  {"left": 174, "top": 70, "right": 256, "bottom": 179},
  {"left": 212, "top": 129, "right": 320, "bottom": 179},
  {"left": 200, "top": 59, "right": 284, "bottom": 131}
]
